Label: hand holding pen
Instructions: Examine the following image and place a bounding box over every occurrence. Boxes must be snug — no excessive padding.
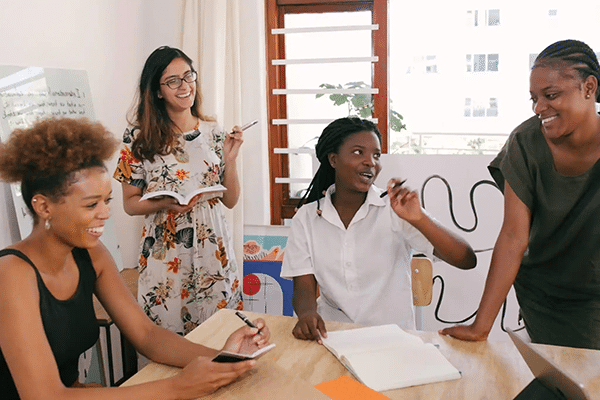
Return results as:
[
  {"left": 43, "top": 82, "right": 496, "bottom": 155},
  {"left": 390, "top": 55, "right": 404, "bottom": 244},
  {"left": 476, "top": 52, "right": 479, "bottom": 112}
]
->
[
  {"left": 384, "top": 178, "right": 423, "bottom": 223},
  {"left": 230, "top": 119, "right": 258, "bottom": 135},
  {"left": 219, "top": 311, "right": 271, "bottom": 356},
  {"left": 236, "top": 311, "right": 260, "bottom": 332},
  {"left": 380, "top": 178, "right": 407, "bottom": 198}
]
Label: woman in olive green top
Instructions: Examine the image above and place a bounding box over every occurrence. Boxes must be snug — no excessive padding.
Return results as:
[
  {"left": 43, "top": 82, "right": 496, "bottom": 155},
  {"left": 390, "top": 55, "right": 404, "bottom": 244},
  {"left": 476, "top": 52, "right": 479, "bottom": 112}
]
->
[{"left": 441, "top": 39, "right": 600, "bottom": 350}]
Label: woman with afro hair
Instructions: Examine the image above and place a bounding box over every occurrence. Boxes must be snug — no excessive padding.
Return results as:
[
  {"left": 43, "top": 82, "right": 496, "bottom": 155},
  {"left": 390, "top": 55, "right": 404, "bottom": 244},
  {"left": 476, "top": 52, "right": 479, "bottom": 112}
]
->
[{"left": 0, "top": 117, "right": 270, "bottom": 399}]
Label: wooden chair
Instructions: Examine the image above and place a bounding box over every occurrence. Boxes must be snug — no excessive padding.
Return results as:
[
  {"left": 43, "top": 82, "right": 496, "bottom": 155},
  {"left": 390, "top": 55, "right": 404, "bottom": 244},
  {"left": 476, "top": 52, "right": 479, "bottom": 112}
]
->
[
  {"left": 93, "top": 267, "right": 139, "bottom": 386},
  {"left": 411, "top": 256, "right": 433, "bottom": 306}
]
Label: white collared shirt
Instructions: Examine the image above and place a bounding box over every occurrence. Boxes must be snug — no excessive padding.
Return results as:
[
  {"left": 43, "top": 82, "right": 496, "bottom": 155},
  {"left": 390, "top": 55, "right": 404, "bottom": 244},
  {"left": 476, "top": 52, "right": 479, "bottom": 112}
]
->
[{"left": 281, "top": 184, "right": 434, "bottom": 330}]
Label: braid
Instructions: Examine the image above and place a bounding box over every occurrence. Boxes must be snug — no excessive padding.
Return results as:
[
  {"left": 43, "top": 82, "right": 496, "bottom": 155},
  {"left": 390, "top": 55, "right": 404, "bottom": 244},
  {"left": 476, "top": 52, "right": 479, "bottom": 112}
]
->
[
  {"left": 535, "top": 39, "right": 600, "bottom": 102},
  {"left": 296, "top": 117, "right": 381, "bottom": 212}
]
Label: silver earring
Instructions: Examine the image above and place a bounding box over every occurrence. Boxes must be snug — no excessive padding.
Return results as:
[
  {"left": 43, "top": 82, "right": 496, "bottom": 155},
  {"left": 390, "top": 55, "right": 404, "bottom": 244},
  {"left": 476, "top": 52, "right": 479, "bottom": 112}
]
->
[{"left": 45, "top": 219, "right": 51, "bottom": 230}]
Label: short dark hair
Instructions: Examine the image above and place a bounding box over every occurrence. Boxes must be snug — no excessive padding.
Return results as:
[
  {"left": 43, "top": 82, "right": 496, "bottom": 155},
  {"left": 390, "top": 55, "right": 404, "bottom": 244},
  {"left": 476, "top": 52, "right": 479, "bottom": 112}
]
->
[
  {"left": 534, "top": 39, "right": 600, "bottom": 102},
  {"left": 297, "top": 117, "right": 381, "bottom": 210}
]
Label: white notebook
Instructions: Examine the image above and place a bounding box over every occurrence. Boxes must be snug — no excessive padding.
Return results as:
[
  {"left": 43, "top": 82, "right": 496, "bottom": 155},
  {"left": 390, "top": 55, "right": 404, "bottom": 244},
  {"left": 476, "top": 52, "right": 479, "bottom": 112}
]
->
[
  {"left": 322, "top": 324, "right": 461, "bottom": 392},
  {"left": 139, "top": 184, "right": 226, "bottom": 205}
]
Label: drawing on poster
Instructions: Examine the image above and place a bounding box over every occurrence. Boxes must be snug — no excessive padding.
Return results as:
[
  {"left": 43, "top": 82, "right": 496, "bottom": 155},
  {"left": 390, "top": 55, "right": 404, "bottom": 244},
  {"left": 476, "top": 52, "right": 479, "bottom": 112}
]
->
[{"left": 243, "top": 234, "right": 293, "bottom": 316}]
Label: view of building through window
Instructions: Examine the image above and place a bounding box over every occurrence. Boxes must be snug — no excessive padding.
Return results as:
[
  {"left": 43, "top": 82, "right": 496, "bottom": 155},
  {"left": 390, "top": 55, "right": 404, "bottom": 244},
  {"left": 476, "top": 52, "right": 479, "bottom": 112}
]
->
[
  {"left": 389, "top": 0, "right": 600, "bottom": 154},
  {"left": 278, "top": 0, "right": 600, "bottom": 203}
]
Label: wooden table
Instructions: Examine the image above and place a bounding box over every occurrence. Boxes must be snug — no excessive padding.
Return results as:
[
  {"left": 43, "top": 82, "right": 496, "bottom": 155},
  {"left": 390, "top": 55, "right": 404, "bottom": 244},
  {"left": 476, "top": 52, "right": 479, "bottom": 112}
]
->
[{"left": 123, "top": 309, "right": 600, "bottom": 399}]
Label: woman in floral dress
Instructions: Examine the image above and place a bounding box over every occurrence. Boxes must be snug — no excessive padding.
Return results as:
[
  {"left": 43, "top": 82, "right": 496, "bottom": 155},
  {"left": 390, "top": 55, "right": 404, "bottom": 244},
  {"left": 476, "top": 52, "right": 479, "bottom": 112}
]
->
[{"left": 114, "top": 46, "right": 243, "bottom": 335}]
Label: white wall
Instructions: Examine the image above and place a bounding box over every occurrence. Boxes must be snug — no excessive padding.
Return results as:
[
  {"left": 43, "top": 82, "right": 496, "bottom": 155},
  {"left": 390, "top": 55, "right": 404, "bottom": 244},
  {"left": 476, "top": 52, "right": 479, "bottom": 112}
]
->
[
  {"left": 377, "top": 154, "right": 519, "bottom": 341},
  {"left": 0, "top": 0, "right": 271, "bottom": 266},
  {"left": 0, "top": 0, "right": 194, "bottom": 267},
  {"left": 239, "top": 0, "right": 270, "bottom": 225}
]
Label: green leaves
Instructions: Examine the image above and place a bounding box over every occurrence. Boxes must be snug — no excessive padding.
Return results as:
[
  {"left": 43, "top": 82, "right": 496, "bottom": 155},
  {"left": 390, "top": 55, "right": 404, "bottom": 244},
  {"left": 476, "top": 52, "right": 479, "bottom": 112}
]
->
[{"left": 316, "top": 81, "right": 406, "bottom": 132}]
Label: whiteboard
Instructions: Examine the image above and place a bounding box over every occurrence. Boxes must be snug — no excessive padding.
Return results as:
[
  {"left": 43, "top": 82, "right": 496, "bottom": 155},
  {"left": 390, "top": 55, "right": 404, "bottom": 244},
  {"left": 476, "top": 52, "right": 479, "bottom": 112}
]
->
[
  {"left": 0, "top": 65, "right": 123, "bottom": 269},
  {"left": 377, "top": 154, "right": 520, "bottom": 341}
]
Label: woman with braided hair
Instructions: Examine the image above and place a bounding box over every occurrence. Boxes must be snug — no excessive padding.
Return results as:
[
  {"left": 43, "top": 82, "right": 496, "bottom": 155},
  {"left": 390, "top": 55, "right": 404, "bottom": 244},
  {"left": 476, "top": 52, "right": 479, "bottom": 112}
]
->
[
  {"left": 281, "top": 117, "right": 476, "bottom": 342},
  {"left": 441, "top": 39, "right": 600, "bottom": 349},
  {"left": 0, "top": 117, "right": 270, "bottom": 399}
]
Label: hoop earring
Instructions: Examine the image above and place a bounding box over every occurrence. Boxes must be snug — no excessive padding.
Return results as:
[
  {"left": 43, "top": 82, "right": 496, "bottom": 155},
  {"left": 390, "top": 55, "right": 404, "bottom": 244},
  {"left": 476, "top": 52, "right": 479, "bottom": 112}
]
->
[{"left": 45, "top": 219, "right": 51, "bottom": 230}]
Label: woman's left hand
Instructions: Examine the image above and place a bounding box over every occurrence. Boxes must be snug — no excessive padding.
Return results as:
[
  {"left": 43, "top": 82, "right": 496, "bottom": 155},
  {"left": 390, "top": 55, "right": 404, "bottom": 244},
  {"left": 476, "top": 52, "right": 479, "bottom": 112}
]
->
[
  {"left": 222, "top": 318, "right": 271, "bottom": 355},
  {"left": 387, "top": 178, "right": 423, "bottom": 223},
  {"left": 224, "top": 126, "right": 244, "bottom": 163}
]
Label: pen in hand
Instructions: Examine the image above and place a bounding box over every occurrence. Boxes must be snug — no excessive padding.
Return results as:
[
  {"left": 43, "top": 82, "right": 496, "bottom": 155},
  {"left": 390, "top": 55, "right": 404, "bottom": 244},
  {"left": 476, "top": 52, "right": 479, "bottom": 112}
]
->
[
  {"left": 231, "top": 120, "right": 258, "bottom": 134},
  {"left": 380, "top": 179, "right": 407, "bottom": 198},
  {"left": 236, "top": 311, "right": 261, "bottom": 332}
]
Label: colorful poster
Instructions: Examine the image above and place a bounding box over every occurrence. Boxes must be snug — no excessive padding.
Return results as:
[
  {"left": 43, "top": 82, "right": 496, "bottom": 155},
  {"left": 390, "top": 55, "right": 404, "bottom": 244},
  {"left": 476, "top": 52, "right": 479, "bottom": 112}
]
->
[{"left": 242, "top": 227, "right": 293, "bottom": 316}]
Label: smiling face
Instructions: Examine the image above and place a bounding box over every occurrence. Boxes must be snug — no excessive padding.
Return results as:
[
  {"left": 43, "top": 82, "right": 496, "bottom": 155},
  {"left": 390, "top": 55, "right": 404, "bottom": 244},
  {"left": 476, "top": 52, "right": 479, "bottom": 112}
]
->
[
  {"left": 45, "top": 166, "right": 112, "bottom": 249},
  {"left": 328, "top": 130, "right": 382, "bottom": 194},
  {"left": 529, "top": 64, "right": 591, "bottom": 141},
  {"left": 159, "top": 57, "right": 196, "bottom": 115}
]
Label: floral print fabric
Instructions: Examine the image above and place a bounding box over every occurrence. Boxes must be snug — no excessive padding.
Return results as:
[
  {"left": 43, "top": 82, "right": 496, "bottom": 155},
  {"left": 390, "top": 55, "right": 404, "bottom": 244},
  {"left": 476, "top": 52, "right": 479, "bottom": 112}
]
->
[{"left": 114, "top": 121, "right": 242, "bottom": 335}]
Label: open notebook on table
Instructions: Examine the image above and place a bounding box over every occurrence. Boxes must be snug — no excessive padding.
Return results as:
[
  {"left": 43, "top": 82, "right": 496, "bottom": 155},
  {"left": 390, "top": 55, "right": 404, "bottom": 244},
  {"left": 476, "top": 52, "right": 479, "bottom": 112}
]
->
[{"left": 322, "top": 324, "right": 461, "bottom": 392}]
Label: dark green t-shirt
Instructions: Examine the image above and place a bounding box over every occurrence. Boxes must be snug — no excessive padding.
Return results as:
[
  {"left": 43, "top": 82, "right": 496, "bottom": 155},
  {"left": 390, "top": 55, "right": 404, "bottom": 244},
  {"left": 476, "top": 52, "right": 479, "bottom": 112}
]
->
[{"left": 489, "top": 115, "right": 600, "bottom": 349}]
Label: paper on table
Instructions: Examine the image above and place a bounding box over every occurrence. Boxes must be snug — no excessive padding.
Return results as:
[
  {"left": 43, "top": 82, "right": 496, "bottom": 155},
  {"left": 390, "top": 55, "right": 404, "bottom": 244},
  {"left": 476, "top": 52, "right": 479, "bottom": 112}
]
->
[
  {"left": 316, "top": 376, "right": 392, "bottom": 400},
  {"left": 322, "top": 324, "right": 461, "bottom": 392}
]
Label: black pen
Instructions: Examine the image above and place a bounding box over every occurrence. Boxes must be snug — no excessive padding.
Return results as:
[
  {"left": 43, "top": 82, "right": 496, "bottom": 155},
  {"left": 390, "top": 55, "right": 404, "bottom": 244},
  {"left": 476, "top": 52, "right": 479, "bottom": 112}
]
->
[
  {"left": 380, "top": 179, "right": 407, "bottom": 198},
  {"left": 235, "top": 311, "right": 259, "bottom": 330}
]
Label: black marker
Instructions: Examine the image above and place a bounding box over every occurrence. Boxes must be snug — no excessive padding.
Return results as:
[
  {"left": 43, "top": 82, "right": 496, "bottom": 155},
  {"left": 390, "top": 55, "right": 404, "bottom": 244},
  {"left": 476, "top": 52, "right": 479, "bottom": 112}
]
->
[
  {"left": 236, "top": 311, "right": 259, "bottom": 330},
  {"left": 379, "top": 179, "right": 407, "bottom": 198}
]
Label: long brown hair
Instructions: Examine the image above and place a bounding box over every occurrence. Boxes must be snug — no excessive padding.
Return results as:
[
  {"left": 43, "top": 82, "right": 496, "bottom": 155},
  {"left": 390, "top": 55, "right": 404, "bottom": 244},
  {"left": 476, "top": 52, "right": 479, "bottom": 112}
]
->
[{"left": 129, "top": 46, "right": 213, "bottom": 162}]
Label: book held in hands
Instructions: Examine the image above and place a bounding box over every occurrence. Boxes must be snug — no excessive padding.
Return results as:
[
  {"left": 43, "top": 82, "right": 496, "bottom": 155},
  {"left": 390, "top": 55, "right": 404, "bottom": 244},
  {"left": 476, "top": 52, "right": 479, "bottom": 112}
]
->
[
  {"left": 139, "top": 184, "right": 227, "bottom": 205},
  {"left": 322, "top": 324, "right": 461, "bottom": 392}
]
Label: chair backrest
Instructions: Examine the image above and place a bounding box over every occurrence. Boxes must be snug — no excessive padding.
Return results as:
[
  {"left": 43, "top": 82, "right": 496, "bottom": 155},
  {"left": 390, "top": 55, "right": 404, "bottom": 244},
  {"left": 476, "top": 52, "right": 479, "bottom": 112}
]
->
[{"left": 411, "top": 257, "right": 433, "bottom": 306}]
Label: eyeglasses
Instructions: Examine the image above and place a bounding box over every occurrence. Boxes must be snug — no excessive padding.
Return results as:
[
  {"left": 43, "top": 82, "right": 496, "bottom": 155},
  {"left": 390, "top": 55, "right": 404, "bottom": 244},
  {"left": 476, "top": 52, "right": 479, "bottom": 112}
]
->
[{"left": 160, "top": 71, "right": 197, "bottom": 90}]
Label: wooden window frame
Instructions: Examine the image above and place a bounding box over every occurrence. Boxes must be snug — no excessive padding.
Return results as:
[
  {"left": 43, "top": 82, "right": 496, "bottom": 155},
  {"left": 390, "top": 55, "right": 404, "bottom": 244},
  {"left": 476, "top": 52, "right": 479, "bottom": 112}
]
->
[{"left": 265, "top": 0, "right": 388, "bottom": 224}]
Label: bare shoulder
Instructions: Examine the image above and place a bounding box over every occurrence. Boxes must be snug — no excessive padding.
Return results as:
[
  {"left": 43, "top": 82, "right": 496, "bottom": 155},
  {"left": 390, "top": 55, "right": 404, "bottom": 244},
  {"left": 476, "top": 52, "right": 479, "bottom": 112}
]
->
[
  {"left": 86, "top": 242, "right": 117, "bottom": 277},
  {"left": 0, "top": 251, "right": 38, "bottom": 299}
]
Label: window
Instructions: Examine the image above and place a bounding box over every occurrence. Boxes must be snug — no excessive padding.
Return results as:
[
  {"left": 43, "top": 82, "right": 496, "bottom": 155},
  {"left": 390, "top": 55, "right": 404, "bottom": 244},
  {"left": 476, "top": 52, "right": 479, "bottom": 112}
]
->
[
  {"left": 266, "top": 0, "right": 600, "bottom": 223},
  {"left": 529, "top": 53, "right": 538, "bottom": 69},
  {"left": 407, "top": 55, "right": 438, "bottom": 74},
  {"left": 465, "top": 97, "right": 498, "bottom": 118},
  {"left": 488, "top": 9, "right": 500, "bottom": 26},
  {"left": 467, "top": 54, "right": 499, "bottom": 72},
  {"left": 487, "top": 54, "right": 499, "bottom": 71},
  {"left": 265, "top": 0, "right": 387, "bottom": 224},
  {"left": 466, "top": 9, "right": 500, "bottom": 27}
]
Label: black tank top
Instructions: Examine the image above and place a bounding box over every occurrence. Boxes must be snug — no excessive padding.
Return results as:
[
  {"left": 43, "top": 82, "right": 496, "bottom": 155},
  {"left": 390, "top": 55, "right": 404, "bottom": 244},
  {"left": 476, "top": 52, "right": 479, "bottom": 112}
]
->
[{"left": 0, "top": 248, "right": 100, "bottom": 399}]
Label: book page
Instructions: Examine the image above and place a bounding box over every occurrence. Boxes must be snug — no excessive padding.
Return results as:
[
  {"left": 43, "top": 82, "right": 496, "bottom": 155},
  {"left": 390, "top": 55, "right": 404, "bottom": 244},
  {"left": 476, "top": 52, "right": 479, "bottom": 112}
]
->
[
  {"left": 342, "top": 343, "right": 461, "bottom": 392},
  {"left": 140, "top": 184, "right": 226, "bottom": 204},
  {"left": 322, "top": 324, "right": 423, "bottom": 359}
]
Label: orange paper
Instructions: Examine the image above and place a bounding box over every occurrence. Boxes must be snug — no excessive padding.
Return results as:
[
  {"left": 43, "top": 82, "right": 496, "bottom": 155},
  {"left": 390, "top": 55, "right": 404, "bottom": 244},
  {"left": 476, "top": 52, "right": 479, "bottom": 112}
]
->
[{"left": 315, "top": 376, "right": 392, "bottom": 400}]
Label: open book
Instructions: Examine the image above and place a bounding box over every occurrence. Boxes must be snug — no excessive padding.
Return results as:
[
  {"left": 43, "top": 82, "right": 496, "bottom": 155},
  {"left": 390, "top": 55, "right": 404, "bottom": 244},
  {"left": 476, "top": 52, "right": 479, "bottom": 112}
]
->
[
  {"left": 322, "top": 324, "right": 461, "bottom": 392},
  {"left": 139, "top": 184, "right": 226, "bottom": 205}
]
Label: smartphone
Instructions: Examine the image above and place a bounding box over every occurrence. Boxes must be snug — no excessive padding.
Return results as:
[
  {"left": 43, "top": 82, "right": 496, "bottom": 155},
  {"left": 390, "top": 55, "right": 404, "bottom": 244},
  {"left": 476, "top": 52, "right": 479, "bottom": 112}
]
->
[{"left": 212, "top": 343, "right": 276, "bottom": 363}]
